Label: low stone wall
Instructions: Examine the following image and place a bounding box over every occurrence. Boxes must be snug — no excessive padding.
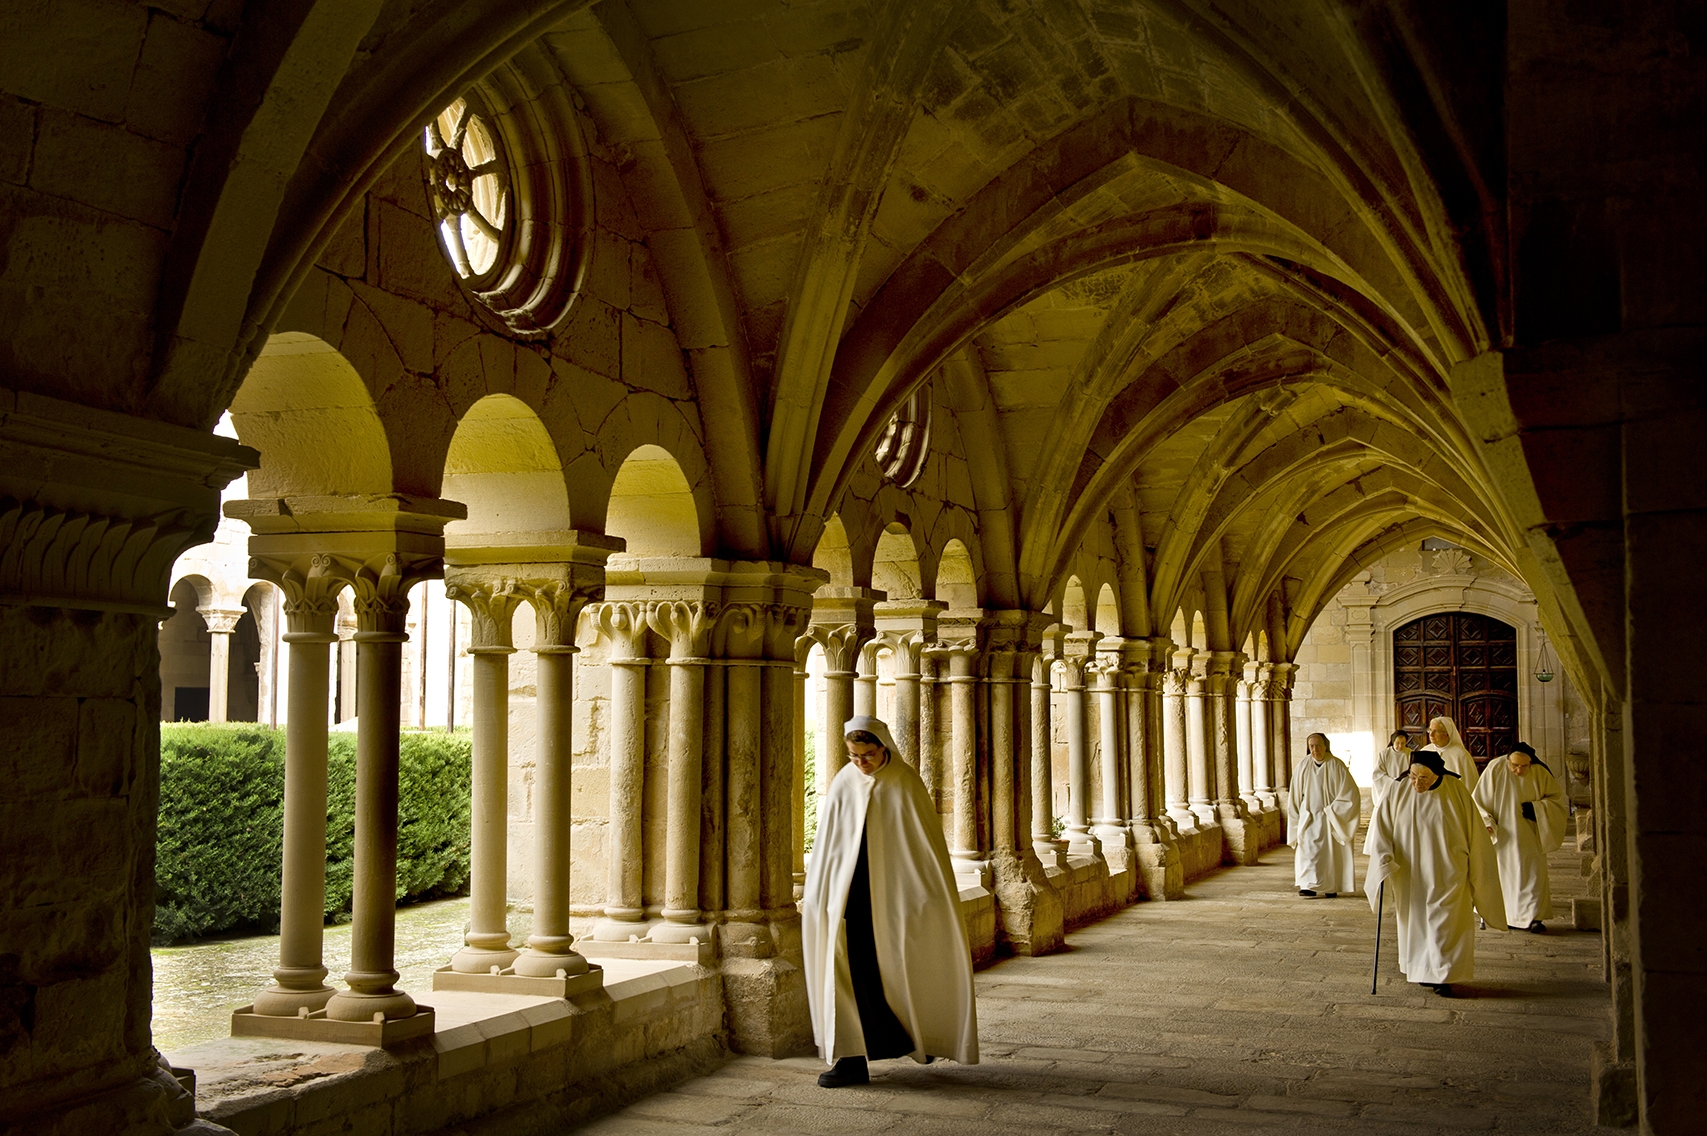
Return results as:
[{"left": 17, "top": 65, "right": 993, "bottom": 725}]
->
[
  {"left": 960, "top": 885, "right": 998, "bottom": 966},
  {"left": 1174, "top": 823, "right": 1226, "bottom": 880},
  {"left": 1049, "top": 856, "right": 1121, "bottom": 930},
  {"left": 186, "top": 966, "right": 727, "bottom": 1136}
]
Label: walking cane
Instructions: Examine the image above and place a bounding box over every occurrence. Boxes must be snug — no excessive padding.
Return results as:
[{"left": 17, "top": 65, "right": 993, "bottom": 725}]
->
[{"left": 1370, "top": 880, "right": 1385, "bottom": 995}]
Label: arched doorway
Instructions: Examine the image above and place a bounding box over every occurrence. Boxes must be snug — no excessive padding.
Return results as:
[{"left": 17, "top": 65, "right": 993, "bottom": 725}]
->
[{"left": 1393, "top": 612, "right": 1518, "bottom": 765}]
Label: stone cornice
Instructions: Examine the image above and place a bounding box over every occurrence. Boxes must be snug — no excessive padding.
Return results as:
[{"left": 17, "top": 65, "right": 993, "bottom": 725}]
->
[{"left": 0, "top": 389, "right": 257, "bottom": 614}]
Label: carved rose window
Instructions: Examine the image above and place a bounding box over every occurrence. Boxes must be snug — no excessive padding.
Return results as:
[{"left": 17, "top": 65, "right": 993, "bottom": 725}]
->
[
  {"left": 424, "top": 97, "right": 511, "bottom": 284},
  {"left": 874, "top": 383, "right": 931, "bottom": 487}
]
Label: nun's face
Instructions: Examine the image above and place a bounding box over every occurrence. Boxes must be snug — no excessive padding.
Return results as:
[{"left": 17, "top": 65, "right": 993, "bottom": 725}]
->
[
  {"left": 847, "top": 740, "right": 889, "bottom": 776},
  {"left": 1429, "top": 722, "right": 1449, "bottom": 747},
  {"left": 1508, "top": 752, "right": 1533, "bottom": 777},
  {"left": 1408, "top": 763, "right": 1440, "bottom": 794}
]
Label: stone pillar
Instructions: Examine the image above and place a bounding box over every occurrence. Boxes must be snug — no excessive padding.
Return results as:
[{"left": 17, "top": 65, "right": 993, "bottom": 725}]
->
[
  {"left": 1091, "top": 650, "right": 1134, "bottom": 887},
  {"left": 1163, "top": 659, "right": 1195, "bottom": 830},
  {"left": 927, "top": 639, "right": 984, "bottom": 870},
  {"left": 1272, "top": 661, "right": 1297, "bottom": 803},
  {"left": 1126, "top": 641, "right": 1182, "bottom": 899},
  {"left": 442, "top": 576, "right": 523, "bottom": 975},
  {"left": 1058, "top": 633, "right": 1101, "bottom": 858},
  {"left": 983, "top": 611, "right": 1064, "bottom": 956},
  {"left": 646, "top": 601, "right": 716, "bottom": 945},
  {"left": 721, "top": 605, "right": 767, "bottom": 954},
  {"left": 593, "top": 602, "right": 650, "bottom": 939},
  {"left": 1185, "top": 657, "right": 1216, "bottom": 828},
  {"left": 250, "top": 560, "right": 340, "bottom": 1016},
  {"left": 1030, "top": 641, "right": 1061, "bottom": 868},
  {"left": 854, "top": 638, "right": 878, "bottom": 717},
  {"left": 514, "top": 571, "right": 603, "bottom": 977},
  {"left": 1252, "top": 665, "right": 1277, "bottom": 811},
  {"left": 889, "top": 633, "right": 925, "bottom": 768},
  {"left": 199, "top": 605, "right": 245, "bottom": 723},
  {"left": 918, "top": 650, "right": 940, "bottom": 805},
  {"left": 1209, "top": 650, "right": 1255, "bottom": 864},
  {"left": 326, "top": 554, "right": 433, "bottom": 1023},
  {"left": 1235, "top": 668, "right": 1259, "bottom": 812},
  {"left": 791, "top": 632, "right": 812, "bottom": 896}
]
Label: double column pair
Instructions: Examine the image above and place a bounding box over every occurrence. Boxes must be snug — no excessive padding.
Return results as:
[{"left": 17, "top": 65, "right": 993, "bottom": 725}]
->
[{"left": 441, "top": 557, "right": 610, "bottom": 988}]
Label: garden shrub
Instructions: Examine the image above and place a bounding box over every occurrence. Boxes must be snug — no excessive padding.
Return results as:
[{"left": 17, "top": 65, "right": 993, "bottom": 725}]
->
[{"left": 155, "top": 724, "right": 472, "bottom": 945}]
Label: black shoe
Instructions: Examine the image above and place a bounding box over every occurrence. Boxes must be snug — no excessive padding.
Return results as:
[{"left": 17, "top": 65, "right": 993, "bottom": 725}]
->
[
  {"left": 921, "top": 1055, "right": 936, "bottom": 1065},
  {"left": 818, "top": 1056, "right": 869, "bottom": 1088},
  {"left": 1299, "top": 889, "right": 1317, "bottom": 897},
  {"left": 1420, "top": 982, "right": 1454, "bottom": 998},
  {"left": 1528, "top": 920, "right": 1546, "bottom": 934},
  {"left": 1324, "top": 893, "right": 1338, "bottom": 899}
]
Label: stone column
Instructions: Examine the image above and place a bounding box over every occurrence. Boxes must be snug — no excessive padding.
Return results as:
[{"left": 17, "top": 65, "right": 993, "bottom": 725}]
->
[
  {"left": 1272, "top": 662, "right": 1297, "bottom": 799},
  {"left": 889, "top": 633, "right": 925, "bottom": 768},
  {"left": 809, "top": 587, "right": 879, "bottom": 782},
  {"left": 199, "top": 605, "right": 245, "bottom": 723},
  {"left": 927, "top": 639, "right": 984, "bottom": 870},
  {"left": 442, "top": 576, "right": 523, "bottom": 975},
  {"left": 250, "top": 559, "right": 340, "bottom": 1016},
  {"left": 1127, "top": 641, "right": 1183, "bottom": 898},
  {"left": 791, "top": 631, "right": 813, "bottom": 896},
  {"left": 594, "top": 602, "right": 650, "bottom": 939},
  {"left": 1185, "top": 657, "right": 1216, "bottom": 828},
  {"left": 1208, "top": 651, "right": 1255, "bottom": 865},
  {"left": 918, "top": 650, "right": 940, "bottom": 805},
  {"left": 1091, "top": 651, "right": 1134, "bottom": 884},
  {"left": 646, "top": 601, "right": 717, "bottom": 944},
  {"left": 1030, "top": 643, "right": 1060, "bottom": 868},
  {"left": 854, "top": 639, "right": 879, "bottom": 717},
  {"left": 1251, "top": 664, "right": 1276, "bottom": 810},
  {"left": 1058, "top": 634, "right": 1101, "bottom": 858},
  {"left": 1235, "top": 672, "right": 1256, "bottom": 807},
  {"left": 721, "top": 604, "right": 767, "bottom": 954},
  {"left": 327, "top": 554, "right": 430, "bottom": 1023},
  {"left": 514, "top": 572, "right": 602, "bottom": 977},
  {"left": 1163, "top": 659, "right": 1195, "bottom": 830}
]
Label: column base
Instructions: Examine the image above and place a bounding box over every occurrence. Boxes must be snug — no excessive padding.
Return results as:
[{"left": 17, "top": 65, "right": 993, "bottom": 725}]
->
[
  {"left": 1131, "top": 822, "right": 1185, "bottom": 900},
  {"left": 432, "top": 962, "right": 603, "bottom": 998},
  {"left": 720, "top": 913, "right": 775, "bottom": 959},
  {"left": 232, "top": 1003, "right": 435, "bottom": 1046},
  {"left": 1031, "top": 838, "right": 1067, "bottom": 872},
  {"left": 1189, "top": 802, "right": 1217, "bottom": 828},
  {"left": 449, "top": 944, "right": 520, "bottom": 975},
  {"left": 324, "top": 985, "right": 417, "bottom": 1023},
  {"left": 3, "top": 1056, "right": 201, "bottom": 1136},
  {"left": 250, "top": 981, "right": 334, "bottom": 1017},
  {"left": 592, "top": 915, "right": 649, "bottom": 942},
  {"left": 1065, "top": 827, "right": 1101, "bottom": 859},
  {"left": 1217, "top": 803, "right": 1261, "bottom": 866},
  {"left": 652, "top": 916, "right": 713, "bottom": 946},
  {"left": 513, "top": 947, "right": 591, "bottom": 978},
  {"left": 990, "top": 849, "right": 1065, "bottom": 956},
  {"left": 1166, "top": 806, "right": 1198, "bottom": 833},
  {"left": 1590, "top": 1040, "right": 1639, "bottom": 1128}
]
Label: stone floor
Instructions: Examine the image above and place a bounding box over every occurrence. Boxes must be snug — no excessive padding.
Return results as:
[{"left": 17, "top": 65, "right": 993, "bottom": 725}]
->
[{"left": 579, "top": 843, "right": 1610, "bottom": 1135}]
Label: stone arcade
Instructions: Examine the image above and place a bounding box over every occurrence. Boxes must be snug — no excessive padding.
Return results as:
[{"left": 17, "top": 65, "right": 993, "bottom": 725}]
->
[{"left": 0, "top": 3, "right": 1702, "bottom": 1135}]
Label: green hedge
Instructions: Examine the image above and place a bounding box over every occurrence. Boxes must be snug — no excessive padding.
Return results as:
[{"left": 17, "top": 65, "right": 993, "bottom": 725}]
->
[{"left": 154, "top": 724, "right": 472, "bottom": 945}]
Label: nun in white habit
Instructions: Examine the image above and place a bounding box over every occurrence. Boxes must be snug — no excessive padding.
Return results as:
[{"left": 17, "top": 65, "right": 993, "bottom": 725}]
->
[
  {"left": 1472, "top": 742, "right": 1568, "bottom": 932},
  {"left": 1290, "top": 733, "right": 1360, "bottom": 898},
  {"left": 802, "top": 715, "right": 978, "bottom": 1088},
  {"left": 1427, "top": 716, "right": 1479, "bottom": 794},
  {"left": 1365, "top": 750, "right": 1506, "bottom": 996}
]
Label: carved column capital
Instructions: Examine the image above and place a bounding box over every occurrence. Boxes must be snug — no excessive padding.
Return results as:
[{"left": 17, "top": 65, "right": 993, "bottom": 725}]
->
[
  {"left": 715, "top": 602, "right": 768, "bottom": 659},
  {"left": 814, "top": 622, "right": 874, "bottom": 671},
  {"left": 197, "top": 605, "right": 247, "bottom": 636},
  {"left": 444, "top": 573, "right": 525, "bottom": 652},
  {"left": 646, "top": 600, "right": 717, "bottom": 659},
  {"left": 591, "top": 600, "right": 651, "bottom": 658}
]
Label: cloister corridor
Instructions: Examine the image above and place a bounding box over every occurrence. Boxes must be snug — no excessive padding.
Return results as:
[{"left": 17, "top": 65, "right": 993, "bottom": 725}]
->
[{"left": 586, "top": 846, "right": 1603, "bottom": 1136}]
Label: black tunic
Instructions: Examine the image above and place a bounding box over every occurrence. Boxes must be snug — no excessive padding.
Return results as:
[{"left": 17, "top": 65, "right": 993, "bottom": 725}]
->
[{"left": 843, "top": 825, "right": 915, "bottom": 1059}]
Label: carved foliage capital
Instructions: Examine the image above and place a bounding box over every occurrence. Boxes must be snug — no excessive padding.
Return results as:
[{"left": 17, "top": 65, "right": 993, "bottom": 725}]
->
[
  {"left": 646, "top": 600, "right": 717, "bottom": 658},
  {"left": 591, "top": 601, "right": 650, "bottom": 657},
  {"left": 444, "top": 575, "right": 524, "bottom": 650}
]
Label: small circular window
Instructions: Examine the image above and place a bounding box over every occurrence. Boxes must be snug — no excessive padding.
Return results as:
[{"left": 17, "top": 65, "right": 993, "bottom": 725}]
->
[
  {"left": 874, "top": 383, "right": 932, "bottom": 487},
  {"left": 424, "top": 97, "right": 511, "bottom": 285}
]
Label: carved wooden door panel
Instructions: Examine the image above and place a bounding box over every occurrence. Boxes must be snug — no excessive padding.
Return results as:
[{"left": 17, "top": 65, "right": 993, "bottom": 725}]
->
[{"left": 1393, "top": 612, "right": 1519, "bottom": 768}]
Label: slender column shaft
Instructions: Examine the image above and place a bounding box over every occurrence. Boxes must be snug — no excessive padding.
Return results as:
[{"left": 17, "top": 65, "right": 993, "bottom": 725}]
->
[
  {"left": 919, "top": 656, "right": 939, "bottom": 805},
  {"left": 515, "top": 648, "right": 587, "bottom": 974},
  {"left": 327, "top": 630, "right": 414, "bottom": 1021},
  {"left": 726, "top": 659, "right": 763, "bottom": 915},
  {"left": 700, "top": 660, "right": 725, "bottom": 915},
  {"left": 1124, "top": 666, "right": 1152, "bottom": 828},
  {"left": 791, "top": 651, "right": 808, "bottom": 893},
  {"left": 1030, "top": 655, "right": 1054, "bottom": 851},
  {"left": 602, "top": 655, "right": 647, "bottom": 930},
  {"left": 452, "top": 648, "right": 517, "bottom": 972},
  {"left": 1012, "top": 650, "right": 1036, "bottom": 854},
  {"left": 252, "top": 621, "right": 335, "bottom": 1015},
  {"left": 764, "top": 649, "right": 799, "bottom": 912},
  {"left": 824, "top": 668, "right": 856, "bottom": 780},
  {"left": 1252, "top": 686, "right": 1273, "bottom": 798},
  {"left": 1163, "top": 671, "right": 1192, "bottom": 826},
  {"left": 659, "top": 654, "right": 706, "bottom": 936},
  {"left": 989, "top": 653, "right": 1016, "bottom": 853},
  {"left": 1063, "top": 664, "right": 1093, "bottom": 850},
  {"left": 207, "top": 629, "right": 233, "bottom": 722},
  {"left": 893, "top": 643, "right": 921, "bottom": 769},
  {"left": 947, "top": 649, "right": 980, "bottom": 860},
  {"left": 1235, "top": 682, "right": 1254, "bottom": 797},
  {"left": 1186, "top": 673, "right": 1214, "bottom": 824},
  {"left": 853, "top": 645, "right": 877, "bottom": 717},
  {"left": 1094, "top": 664, "right": 1123, "bottom": 824}
]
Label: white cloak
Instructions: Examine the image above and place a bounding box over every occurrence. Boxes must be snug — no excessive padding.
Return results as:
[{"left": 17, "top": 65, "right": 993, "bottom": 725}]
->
[
  {"left": 1428, "top": 719, "right": 1479, "bottom": 794},
  {"left": 1365, "top": 773, "right": 1506, "bottom": 984},
  {"left": 1290, "top": 756, "right": 1359, "bottom": 894},
  {"left": 1472, "top": 758, "right": 1567, "bottom": 926},
  {"left": 1371, "top": 746, "right": 1411, "bottom": 815},
  {"left": 802, "top": 754, "right": 978, "bottom": 1066}
]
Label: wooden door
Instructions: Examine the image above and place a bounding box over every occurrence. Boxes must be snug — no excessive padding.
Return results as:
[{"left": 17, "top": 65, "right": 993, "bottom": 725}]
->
[{"left": 1393, "top": 612, "right": 1519, "bottom": 767}]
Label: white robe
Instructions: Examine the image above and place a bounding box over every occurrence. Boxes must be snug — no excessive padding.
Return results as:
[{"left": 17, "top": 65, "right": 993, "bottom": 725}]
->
[
  {"left": 1371, "top": 746, "right": 1411, "bottom": 814},
  {"left": 1472, "top": 759, "right": 1567, "bottom": 927},
  {"left": 1365, "top": 773, "right": 1506, "bottom": 984},
  {"left": 1290, "top": 756, "right": 1359, "bottom": 894},
  {"left": 802, "top": 755, "right": 978, "bottom": 1066},
  {"left": 1427, "top": 718, "right": 1479, "bottom": 794}
]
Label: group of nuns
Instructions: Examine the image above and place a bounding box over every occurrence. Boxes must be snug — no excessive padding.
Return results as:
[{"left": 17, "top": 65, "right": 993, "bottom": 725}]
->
[{"left": 1293, "top": 717, "right": 1569, "bottom": 997}]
